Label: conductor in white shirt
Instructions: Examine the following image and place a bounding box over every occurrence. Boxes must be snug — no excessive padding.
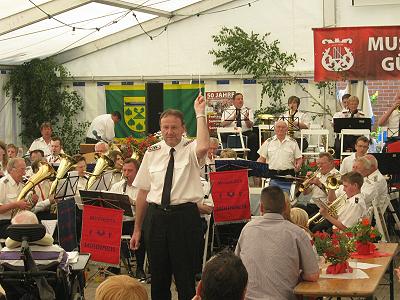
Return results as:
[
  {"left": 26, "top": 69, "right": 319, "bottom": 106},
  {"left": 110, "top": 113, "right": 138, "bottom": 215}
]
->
[{"left": 86, "top": 111, "right": 121, "bottom": 143}]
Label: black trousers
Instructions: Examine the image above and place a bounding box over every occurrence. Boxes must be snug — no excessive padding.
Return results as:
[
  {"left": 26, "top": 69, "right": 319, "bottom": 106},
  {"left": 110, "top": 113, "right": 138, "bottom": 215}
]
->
[
  {"left": 145, "top": 203, "right": 202, "bottom": 300},
  {"left": 0, "top": 220, "right": 11, "bottom": 239}
]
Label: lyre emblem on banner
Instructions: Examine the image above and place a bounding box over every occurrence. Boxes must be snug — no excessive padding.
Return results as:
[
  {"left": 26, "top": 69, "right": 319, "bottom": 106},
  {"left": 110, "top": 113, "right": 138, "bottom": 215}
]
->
[
  {"left": 321, "top": 38, "right": 354, "bottom": 72},
  {"left": 124, "top": 96, "right": 146, "bottom": 132}
]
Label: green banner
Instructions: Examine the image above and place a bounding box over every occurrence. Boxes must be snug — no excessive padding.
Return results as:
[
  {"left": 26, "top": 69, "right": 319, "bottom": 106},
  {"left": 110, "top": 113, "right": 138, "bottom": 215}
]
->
[
  {"left": 164, "top": 84, "right": 204, "bottom": 137},
  {"left": 105, "top": 84, "right": 205, "bottom": 138}
]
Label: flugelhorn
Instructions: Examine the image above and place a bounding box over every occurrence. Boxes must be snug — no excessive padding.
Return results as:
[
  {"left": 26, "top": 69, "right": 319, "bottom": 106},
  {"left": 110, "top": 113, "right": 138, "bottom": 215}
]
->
[
  {"left": 12, "top": 161, "right": 56, "bottom": 217},
  {"left": 325, "top": 174, "right": 342, "bottom": 190},
  {"left": 297, "top": 168, "right": 321, "bottom": 194},
  {"left": 307, "top": 193, "right": 347, "bottom": 226}
]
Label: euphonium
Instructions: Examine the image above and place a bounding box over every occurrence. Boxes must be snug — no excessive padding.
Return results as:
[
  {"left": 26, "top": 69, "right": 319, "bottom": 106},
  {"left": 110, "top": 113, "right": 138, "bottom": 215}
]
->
[
  {"left": 12, "top": 161, "right": 56, "bottom": 217},
  {"left": 48, "top": 153, "right": 78, "bottom": 196},
  {"left": 307, "top": 193, "right": 347, "bottom": 226},
  {"left": 297, "top": 168, "right": 321, "bottom": 194},
  {"left": 86, "top": 153, "right": 115, "bottom": 189}
]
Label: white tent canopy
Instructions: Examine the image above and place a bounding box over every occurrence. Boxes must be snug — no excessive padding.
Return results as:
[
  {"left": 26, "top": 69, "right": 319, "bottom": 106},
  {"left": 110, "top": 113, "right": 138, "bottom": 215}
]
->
[{"left": 0, "top": 0, "right": 202, "bottom": 65}]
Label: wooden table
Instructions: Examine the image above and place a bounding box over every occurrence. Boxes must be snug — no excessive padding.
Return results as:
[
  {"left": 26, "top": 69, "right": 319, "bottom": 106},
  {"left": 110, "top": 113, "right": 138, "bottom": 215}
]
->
[{"left": 294, "top": 243, "right": 398, "bottom": 300}]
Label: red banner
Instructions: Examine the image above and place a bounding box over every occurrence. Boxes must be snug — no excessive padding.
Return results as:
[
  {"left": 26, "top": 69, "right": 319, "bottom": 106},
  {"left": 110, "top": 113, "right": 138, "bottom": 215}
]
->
[
  {"left": 313, "top": 26, "right": 400, "bottom": 81},
  {"left": 210, "top": 169, "right": 250, "bottom": 223},
  {"left": 80, "top": 205, "right": 123, "bottom": 266}
]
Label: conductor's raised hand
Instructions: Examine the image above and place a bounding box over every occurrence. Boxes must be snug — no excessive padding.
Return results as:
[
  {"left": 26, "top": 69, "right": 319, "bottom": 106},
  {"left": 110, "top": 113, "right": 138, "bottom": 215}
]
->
[
  {"left": 130, "top": 230, "right": 141, "bottom": 250},
  {"left": 194, "top": 92, "right": 206, "bottom": 115}
]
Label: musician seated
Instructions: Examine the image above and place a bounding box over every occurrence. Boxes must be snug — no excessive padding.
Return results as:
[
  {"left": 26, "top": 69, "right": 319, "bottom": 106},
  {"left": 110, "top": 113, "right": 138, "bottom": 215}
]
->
[
  {"left": 47, "top": 136, "right": 64, "bottom": 165},
  {"left": 201, "top": 138, "right": 219, "bottom": 179},
  {"left": 352, "top": 155, "right": 389, "bottom": 209},
  {"left": 72, "top": 154, "right": 88, "bottom": 192},
  {"left": 94, "top": 141, "right": 109, "bottom": 155},
  {"left": 220, "top": 148, "right": 237, "bottom": 159},
  {"left": 109, "top": 158, "right": 146, "bottom": 280},
  {"left": 220, "top": 92, "right": 258, "bottom": 161},
  {"left": 108, "top": 150, "right": 124, "bottom": 188},
  {"left": 280, "top": 95, "right": 310, "bottom": 150},
  {"left": 299, "top": 152, "right": 339, "bottom": 217},
  {"left": 332, "top": 93, "right": 351, "bottom": 119},
  {"left": 0, "top": 158, "right": 31, "bottom": 238},
  {"left": 310, "top": 171, "right": 367, "bottom": 233},
  {"left": 25, "top": 149, "right": 45, "bottom": 178},
  {"left": 339, "top": 136, "right": 369, "bottom": 174}
]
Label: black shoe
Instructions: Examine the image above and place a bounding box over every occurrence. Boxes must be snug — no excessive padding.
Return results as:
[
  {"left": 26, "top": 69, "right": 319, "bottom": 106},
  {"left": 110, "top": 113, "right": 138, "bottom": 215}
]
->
[{"left": 135, "top": 269, "right": 146, "bottom": 280}]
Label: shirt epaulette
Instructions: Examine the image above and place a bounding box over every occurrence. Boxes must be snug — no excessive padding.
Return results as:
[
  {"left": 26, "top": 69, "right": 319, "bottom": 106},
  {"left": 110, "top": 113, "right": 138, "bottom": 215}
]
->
[
  {"left": 355, "top": 197, "right": 359, "bottom": 204},
  {"left": 288, "top": 136, "right": 297, "bottom": 142},
  {"left": 2, "top": 178, "right": 9, "bottom": 184},
  {"left": 147, "top": 145, "right": 161, "bottom": 152},
  {"left": 183, "top": 139, "right": 195, "bottom": 147}
]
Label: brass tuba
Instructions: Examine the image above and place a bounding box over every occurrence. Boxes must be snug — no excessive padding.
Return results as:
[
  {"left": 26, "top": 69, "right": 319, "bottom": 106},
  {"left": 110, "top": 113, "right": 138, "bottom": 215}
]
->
[
  {"left": 307, "top": 193, "right": 347, "bottom": 226},
  {"left": 12, "top": 161, "right": 56, "bottom": 217},
  {"left": 86, "top": 153, "right": 115, "bottom": 190}
]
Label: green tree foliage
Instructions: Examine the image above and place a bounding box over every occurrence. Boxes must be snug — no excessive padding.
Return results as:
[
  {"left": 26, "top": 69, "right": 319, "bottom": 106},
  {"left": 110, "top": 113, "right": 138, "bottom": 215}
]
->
[
  {"left": 3, "top": 58, "right": 89, "bottom": 154},
  {"left": 209, "top": 27, "right": 332, "bottom": 117}
]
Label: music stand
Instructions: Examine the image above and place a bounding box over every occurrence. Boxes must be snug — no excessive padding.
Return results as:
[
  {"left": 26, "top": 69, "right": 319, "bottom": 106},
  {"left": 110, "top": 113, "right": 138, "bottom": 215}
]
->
[
  {"left": 279, "top": 115, "right": 300, "bottom": 133},
  {"left": 79, "top": 190, "right": 133, "bottom": 217},
  {"left": 215, "top": 159, "right": 269, "bottom": 178},
  {"left": 371, "top": 153, "right": 400, "bottom": 184},
  {"left": 86, "top": 171, "right": 114, "bottom": 191},
  {"left": 54, "top": 171, "right": 80, "bottom": 200},
  {"left": 223, "top": 107, "right": 251, "bottom": 125},
  {"left": 333, "top": 118, "right": 371, "bottom": 133}
]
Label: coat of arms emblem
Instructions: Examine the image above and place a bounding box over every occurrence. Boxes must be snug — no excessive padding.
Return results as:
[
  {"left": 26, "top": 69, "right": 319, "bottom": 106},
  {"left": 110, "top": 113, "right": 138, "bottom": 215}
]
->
[{"left": 321, "top": 38, "right": 354, "bottom": 72}]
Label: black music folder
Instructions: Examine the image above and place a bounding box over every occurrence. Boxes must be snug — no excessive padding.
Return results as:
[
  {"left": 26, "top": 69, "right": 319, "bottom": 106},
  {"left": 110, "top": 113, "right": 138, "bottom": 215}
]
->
[
  {"left": 79, "top": 190, "right": 133, "bottom": 217},
  {"left": 333, "top": 118, "right": 371, "bottom": 133},
  {"left": 215, "top": 159, "right": 269, "bottom": 178}
]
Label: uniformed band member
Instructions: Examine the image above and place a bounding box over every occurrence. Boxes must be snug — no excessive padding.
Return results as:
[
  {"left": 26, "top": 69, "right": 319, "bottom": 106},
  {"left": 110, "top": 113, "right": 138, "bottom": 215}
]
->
[
  {"left": 47, "top": 136, "right": 64, "bottom": 165},
  {"left": 110, "top": 158, "right": 146, "bottom": 280},
  {"left": 300, "top": 152, "right": 340, "bottom": 217},
  {"left": 378, "top": 93, "right": 400, "bottom": 137},
  {"left": 352, "top": 155, "right": 389, "bottom": 209},
  {"left": 332, "top": 93, "right": 351, "bottom": 119},
  {"left": 201, "top": 137, "right": 219, "bottom": 180},
  {"left": 257, "top": 120, "right": 302, "bottom": 176},
  {"left": 28, "top": 122, "right": 52, "bottom": 157},
  {"left": 130, "top": 93, "right": 209, "bottom": 300},
  {"left": 0, "top": 158, "right": 31, "bottom": 237},
  {"left": 280, "top": 95, "right": 310, "bottom": 150},
  {"left": 311, "top": 171, "right": 367, "bottom": 233},
  {"left": 340, "top": 136, "right": 369, "bottom": 174},
  {"left": 220, "top": 93, "right": 258, "bottom": 160}
]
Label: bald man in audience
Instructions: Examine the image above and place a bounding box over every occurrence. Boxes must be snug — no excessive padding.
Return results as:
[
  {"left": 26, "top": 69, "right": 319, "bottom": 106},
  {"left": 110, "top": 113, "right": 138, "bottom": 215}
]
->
[{"left": 94, "top": 142, "right": 109, "bottom": 155}]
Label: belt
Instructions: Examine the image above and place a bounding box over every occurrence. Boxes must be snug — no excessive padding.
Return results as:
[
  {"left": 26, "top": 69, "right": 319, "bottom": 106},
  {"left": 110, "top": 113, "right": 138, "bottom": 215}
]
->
[
  {"left": 149, "top": 202, "right": 196, "bottom": 212},
  {"left": 269, "top": 169, "right": 295, "bottom": 176}
]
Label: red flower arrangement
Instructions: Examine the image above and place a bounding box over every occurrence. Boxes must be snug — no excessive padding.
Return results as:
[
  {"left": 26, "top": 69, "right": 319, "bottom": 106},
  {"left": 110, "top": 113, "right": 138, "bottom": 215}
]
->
[
  {"left": 347, "top": 218, "right": 381, "bottom": 255},
  {"left": 121, "top": 134, "right": 161, "bottom": 161},
  {"left": 313, "top": 230, "right": 355, "bottom": 274}
]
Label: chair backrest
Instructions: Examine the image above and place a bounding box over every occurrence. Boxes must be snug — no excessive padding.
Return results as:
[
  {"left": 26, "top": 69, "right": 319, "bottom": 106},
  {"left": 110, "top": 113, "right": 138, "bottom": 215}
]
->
[{"left": 216, "top": 127, "right": 247, "bottom": 150}]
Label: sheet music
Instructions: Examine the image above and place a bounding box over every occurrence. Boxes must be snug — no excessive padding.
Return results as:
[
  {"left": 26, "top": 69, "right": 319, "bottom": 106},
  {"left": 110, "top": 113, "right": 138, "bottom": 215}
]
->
[
  {"left": 55, "top": 171, "right": 80, "bottom": 199},
  {"left": 87, "top": 171, "right": 114, "bottom": 191}
]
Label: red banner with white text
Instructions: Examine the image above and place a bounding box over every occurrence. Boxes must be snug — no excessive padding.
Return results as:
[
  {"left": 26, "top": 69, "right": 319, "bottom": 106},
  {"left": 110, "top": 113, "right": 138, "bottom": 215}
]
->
[
  {"left": 80, "top": 205, "right": 123, "bottom": 266},
  {"left": 210, "top": 169, "right": 250, "bottom": 223},
  {"left": 313, "top": 26, "right": 400, "bottom": 81}
]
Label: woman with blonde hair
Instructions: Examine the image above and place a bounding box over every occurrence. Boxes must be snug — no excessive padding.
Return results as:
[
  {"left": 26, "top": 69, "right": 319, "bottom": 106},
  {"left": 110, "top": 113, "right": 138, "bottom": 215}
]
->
[
  {"left": 95, "top": 275, "right": 148, "bottom": 300},
  {"left": 290, "top": 207, "right": 309, "bottom": 232},
  {"left": 0, "top": 140, "right": 8, "bottom": 177}
]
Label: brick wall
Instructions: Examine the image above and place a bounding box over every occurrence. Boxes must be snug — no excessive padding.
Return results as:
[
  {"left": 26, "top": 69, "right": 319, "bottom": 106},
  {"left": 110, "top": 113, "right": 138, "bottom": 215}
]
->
[{"left": 337, "top": 80, "right": 400, "bottom": 124}]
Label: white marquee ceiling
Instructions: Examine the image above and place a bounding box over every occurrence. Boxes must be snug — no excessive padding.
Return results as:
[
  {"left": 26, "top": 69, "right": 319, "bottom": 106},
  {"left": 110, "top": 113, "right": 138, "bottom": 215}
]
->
[{"left": 0, "top": 0, "right": 202, "bottom": 64}]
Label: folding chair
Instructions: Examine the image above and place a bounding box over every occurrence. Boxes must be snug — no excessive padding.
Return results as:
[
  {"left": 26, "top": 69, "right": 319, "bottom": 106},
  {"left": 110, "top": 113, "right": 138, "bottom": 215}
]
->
[{"left": 217, "top": 127, "right": 250, "bottom": 159}]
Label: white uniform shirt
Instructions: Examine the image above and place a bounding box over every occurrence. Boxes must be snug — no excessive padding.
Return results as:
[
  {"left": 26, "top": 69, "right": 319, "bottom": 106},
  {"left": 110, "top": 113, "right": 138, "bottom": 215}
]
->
[
  {"left": 110, "top": 179, "right": 137, "bottom": 219},
  {"left": 332, "top": 109, "right": 348, "bottom": 119},
  {"left": 337, "top": 193, "right": 367, "bottom": 228},
  {"left": 86, "top": 114, "right": 115, "bottom": 142},
  {"left": 382, "top": 110, "right": 399, "bottom": 137},
  {"left": 29, "top": 137, "right": 51, "bottom": 157},
  {"left": 340, "top": 153, "right": 356, "bottom": 174},
  {"left": 280, "top": 110, "right": 310, "bottom": 138},
  {"left": 362, "top": 169, "right": 389, "bottom": 209},
  {"left": 221, "top": 105, "right": 254, "bottom": 132},
  {"left": 133, "top": 138, "right": 205, "bottom": 205},
  {"left": 257, "top": 136, "right": 302, "bottom": 170},
  {"left": 309, "top": 168, "right": 340, "bottom": 204},
  {"left": 200, "top": 177, "right": 214, "bottom": 218},
  {"left": 0, "top": 174, "right": 24, "bottom": 220}
]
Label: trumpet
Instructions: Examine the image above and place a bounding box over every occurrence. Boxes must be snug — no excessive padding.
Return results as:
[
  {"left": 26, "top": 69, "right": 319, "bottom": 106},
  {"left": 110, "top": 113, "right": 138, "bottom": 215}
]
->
[
  {"left": 307, "top": 193, "right": 347, "bottom": 226},
  {"left": 297, "top": 168, "right": 321, "bottom": 194}
]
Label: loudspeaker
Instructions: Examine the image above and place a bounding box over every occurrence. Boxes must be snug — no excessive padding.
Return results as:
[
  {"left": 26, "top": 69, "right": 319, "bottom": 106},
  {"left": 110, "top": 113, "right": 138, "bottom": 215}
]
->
[{"left": 145, "top": 82, "right": 164, "bottom": 134}]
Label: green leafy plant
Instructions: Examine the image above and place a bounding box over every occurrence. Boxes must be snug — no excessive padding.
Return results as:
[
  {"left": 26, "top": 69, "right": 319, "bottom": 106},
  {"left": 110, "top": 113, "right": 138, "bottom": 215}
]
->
[
  {"left": 314, "top": 230, "right": 355, "bottom": 265},
  {"left": 3, "top": 58, "right": 89, "bottom": 154},
  {"left": 347, "top": 218, "right": 381, "bottom": 244},
  {"left": 209, "top": 27, "right": 333, "bottom": 117}
]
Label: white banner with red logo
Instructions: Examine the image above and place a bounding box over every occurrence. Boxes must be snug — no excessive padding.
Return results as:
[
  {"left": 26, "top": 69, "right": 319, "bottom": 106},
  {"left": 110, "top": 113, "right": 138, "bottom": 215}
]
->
[{"left": 313, "top": 26, "right": 400, "bottom": 81}]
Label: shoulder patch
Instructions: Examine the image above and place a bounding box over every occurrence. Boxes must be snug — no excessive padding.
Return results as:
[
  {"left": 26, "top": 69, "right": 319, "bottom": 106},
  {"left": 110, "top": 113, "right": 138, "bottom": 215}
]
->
[
  {"left": 183, "top": 139, "right": 195, "bottom": 147},
  {"left": 355, "top": 197, "right": 359, "bottom": 204},
  {"left": 2, "top": 178, "right": 9, "bottom": 184},
  {"left": 147, "top": 145, "right": 161, "bottom": 152}
]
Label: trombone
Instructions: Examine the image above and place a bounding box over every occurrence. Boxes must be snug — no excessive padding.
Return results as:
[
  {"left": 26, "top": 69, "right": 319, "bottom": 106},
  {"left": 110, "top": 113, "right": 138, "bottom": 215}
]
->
[{"left": 307, "top": 193, "right": 347, "bottom": 226}]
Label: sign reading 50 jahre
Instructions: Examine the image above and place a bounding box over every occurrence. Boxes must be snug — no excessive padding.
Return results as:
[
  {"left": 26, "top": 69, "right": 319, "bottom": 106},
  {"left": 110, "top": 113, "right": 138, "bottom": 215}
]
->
[{"left": 313, "top": 26, "right": 400, "bottom": 81}]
